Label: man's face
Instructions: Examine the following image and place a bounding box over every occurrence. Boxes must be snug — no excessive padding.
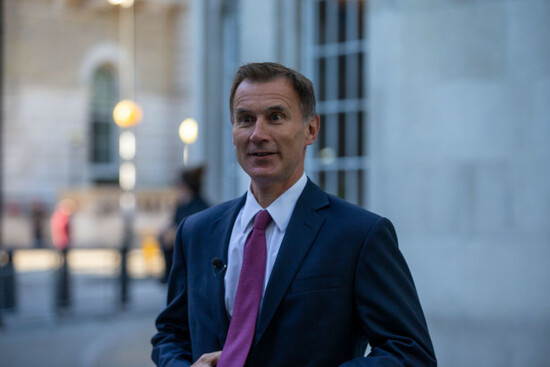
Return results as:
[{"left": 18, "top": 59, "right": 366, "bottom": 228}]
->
[{"left": 232, "top": 78, "right": 319, "bottom": 191}]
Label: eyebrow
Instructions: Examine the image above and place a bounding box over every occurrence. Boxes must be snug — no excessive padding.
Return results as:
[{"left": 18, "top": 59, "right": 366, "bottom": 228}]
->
[
  {"left": 235, "top": 107, "right": 252, "bottom": 116},
  {"left": 235, "top": 105, "right": 288, "bottom": 116},
  {"left": 262, "top": 105, "right": 288, "bottom": 114}
]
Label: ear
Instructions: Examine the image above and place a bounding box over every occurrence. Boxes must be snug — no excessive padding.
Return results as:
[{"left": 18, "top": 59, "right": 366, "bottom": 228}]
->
[{"left": 304, "top": 114, "right": 320, "bottom": 146}]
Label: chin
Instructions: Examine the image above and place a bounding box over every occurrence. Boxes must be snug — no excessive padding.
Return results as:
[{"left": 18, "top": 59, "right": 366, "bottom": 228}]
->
[
  {"left": 249, "top": 172, "right": 277, "bottom": 182},
  {"left": 247, "top": 169, "right": 278, "bottom": 182}
]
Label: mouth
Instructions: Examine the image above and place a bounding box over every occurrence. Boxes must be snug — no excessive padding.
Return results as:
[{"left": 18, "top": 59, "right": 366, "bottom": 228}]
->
[{"left": 249, "top": 151, "right": 276, "bottom": 157}]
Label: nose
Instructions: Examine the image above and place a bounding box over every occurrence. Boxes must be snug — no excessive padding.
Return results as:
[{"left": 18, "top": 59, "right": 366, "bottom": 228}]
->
[{"left": 250, "top": 118, "right": 270, "bottom": 143}]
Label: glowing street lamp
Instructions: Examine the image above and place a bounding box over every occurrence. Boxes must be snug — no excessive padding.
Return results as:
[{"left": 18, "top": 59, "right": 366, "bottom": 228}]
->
[
  {"left": 179, "top": 118, "right": 198, "bottom": 165},
  {"left": 119, "top": 130, "right": 136, "bottom": 161},
  {"left": 107, "top": 0, "right": 135, "bottom": 8},
  {"left": 113, "top": 100, "right": 141, "bottom": 192},
  {"left": 113, "top": 99, "right": 142, "bottom": 128},
  {"left": 119, "top": 162, "right": 136, "bottom": 191}
]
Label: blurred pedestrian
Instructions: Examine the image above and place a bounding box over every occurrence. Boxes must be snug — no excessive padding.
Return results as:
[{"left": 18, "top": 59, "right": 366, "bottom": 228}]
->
[
  {"left": 50, "top": 199, "right": 74, "bottom": 251},
  {"left": 50, "top": 198, "right": 75, "bottom": 310},
  {"left": 30, "top": 200, "right": 46, "bottom": 248},
  {"left": 159, "top": 166, "right": 209, "bottom": 283}
]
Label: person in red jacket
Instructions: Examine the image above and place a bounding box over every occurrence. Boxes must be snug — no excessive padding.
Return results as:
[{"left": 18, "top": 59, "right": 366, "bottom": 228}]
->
[
  {"left": 50, "top": 199, "right": 74, "bottom": 250},
  {"left": 50, "top": 198, "right": 75, "bottom": 310}
]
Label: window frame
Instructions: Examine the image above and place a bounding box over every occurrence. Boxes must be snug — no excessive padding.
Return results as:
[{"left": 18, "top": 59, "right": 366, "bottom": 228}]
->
[{"left": 303, "top": 0, "right": 369, "bottom": 207}]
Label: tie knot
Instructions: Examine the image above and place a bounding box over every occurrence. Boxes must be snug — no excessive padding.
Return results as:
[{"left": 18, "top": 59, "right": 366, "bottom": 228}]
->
[{"left": 253, "top": 210, "right": 272, "bottom": 230}]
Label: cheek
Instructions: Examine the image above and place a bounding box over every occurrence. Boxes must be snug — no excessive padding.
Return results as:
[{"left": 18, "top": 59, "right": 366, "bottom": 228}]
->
[
  {"left": 233, "top": 135, "right": 250, "bottom": 157},
  {"left": 232, "top": 131, "right": 243, "bottom": 148}
]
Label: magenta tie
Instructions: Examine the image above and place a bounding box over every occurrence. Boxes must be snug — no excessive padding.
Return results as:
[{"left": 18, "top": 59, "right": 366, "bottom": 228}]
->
[{"left": 218, "top": 210, "right": 272, "bottom": 367}]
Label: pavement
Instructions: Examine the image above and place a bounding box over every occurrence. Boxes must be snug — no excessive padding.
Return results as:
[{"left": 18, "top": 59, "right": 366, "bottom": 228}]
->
[
  {"left": 1, "top": 309, "right": 161, "bottom": 367},
  {"left": 0, "top": 249, "right": 168, "bottom": 367}
]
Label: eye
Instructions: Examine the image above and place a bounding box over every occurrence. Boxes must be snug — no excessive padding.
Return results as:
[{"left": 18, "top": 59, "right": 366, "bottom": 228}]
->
[
  {"left": 238, "top": 115, "right": 254, "bottom": 124},
  {"left": 271, "top": 113, "right": 284, "bottom": 122}
]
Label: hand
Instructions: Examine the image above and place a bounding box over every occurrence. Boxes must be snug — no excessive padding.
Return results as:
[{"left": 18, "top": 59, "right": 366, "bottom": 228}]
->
[{"left": 191, "top": 351, "right": 222, "bottom": 367}]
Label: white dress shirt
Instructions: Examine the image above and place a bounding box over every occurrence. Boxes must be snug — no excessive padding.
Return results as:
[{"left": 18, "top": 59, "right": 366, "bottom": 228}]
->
[{"left": 224, "top": 173, "right": 308, "bottom": 316}]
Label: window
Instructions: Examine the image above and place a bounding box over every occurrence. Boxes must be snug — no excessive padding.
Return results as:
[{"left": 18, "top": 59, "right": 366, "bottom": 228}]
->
[
  {"left": 304, "top": 0, "right": 368, "bottom": 207},
  {"left": 89, "top": 66, "right": 118, "bottom": 184}
]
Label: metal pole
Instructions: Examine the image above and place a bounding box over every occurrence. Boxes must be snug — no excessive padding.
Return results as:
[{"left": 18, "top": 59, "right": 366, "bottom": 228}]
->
[
  {"left": 116, "top": 2, "right": 136, "bottom": 310},
  {"left": 0, "top": 250, "right": 16, "bottom": 311},
  {"left": 118, "top": 194, "right": 134, "bottom": 309},
  {"left": 55, "top": 248, "right": 70, "bottom": 312},
  {"left": 119, "top": 212, "right": 131, "bottom": 308}
]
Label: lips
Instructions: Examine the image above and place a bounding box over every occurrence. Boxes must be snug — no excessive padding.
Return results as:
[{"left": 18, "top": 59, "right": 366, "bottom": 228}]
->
[{"left": 250, "top": 151, "right": 275, "bottom": 157}]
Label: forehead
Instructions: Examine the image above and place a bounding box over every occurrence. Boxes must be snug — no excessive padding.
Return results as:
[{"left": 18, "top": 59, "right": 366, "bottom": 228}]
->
[{"left": 233, "top": 78, "right": 300, "bottom": 112}]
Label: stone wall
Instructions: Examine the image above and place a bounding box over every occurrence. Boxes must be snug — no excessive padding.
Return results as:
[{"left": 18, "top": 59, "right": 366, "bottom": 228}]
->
[
  {"left": 369, "top": 1, "right": 550, "bottom": 365},
  {"left": 2, "top": 0, "right": 189, "bottom": 206}
]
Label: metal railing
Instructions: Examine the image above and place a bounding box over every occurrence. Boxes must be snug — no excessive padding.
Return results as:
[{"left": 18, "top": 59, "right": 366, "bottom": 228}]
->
[{"left": 0, "top": 247, "right": 166, "bottom": 328}]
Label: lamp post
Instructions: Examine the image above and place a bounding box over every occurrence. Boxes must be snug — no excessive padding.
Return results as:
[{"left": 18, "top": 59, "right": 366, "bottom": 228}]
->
[
  {"left": 108, "top": 0, "right": 141, "bottom": 308},
  {"left": 113, "top": 99, "right": 141, "bottom": 308},
  {"left": 179, "top": 118, "right": 198, "bottom": 166}
]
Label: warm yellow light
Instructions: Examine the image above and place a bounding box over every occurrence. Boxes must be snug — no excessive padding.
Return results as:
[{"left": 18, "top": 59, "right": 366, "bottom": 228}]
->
[
  {"left": 119, "top": 162, "right": 136, "bottom": 191},
  {"left": 108, "top": 0, "right": 133, "bottom": 5},
  {"left": 119, "top": 131, "right": 136, "bottom": 160},
  {"left": 113, "top": 100, "right": 142, "bottom": 128},
  {"left": 179, "top": 118, "right": 199, "bottom": 144},
  {"left": 120, "top": 0, "right": 135, "bottom": 8}
]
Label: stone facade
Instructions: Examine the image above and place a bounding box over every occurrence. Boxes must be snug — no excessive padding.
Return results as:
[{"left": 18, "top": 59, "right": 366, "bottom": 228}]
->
[
  {"left": 368, "top": 1, "right": 550, "bottom": 365},
  {"left": 2, "top": 0, "right": 191, "bottom": 247}
]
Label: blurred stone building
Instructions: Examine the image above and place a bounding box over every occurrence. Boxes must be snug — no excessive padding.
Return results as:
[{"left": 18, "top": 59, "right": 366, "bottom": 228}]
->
[
  {"left": 2, "top": 0, "right": 549, "bottom": 366},
  {"left": 2, "top": 0, "right": 190, "bottom": 246}
]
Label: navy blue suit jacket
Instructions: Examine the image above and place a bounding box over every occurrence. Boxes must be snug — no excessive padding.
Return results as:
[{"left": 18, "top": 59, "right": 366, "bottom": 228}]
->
[{"left": 152, "top": 180, "right": 436, "bottom": 366}]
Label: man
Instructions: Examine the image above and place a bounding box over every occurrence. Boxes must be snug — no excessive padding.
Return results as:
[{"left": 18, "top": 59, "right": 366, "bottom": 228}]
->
[{"left": 151, "top": 62, "right": 436, "bottom": 366}]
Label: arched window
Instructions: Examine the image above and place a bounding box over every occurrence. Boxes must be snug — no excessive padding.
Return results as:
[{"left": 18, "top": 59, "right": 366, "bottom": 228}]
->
[{"left": 89, "top": 65, "right": 118, "bottom": 184}]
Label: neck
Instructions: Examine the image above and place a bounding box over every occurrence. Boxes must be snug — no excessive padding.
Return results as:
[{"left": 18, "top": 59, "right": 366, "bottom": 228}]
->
[{"left": 250, "top": 173, "right": 303, "bottom": 208}]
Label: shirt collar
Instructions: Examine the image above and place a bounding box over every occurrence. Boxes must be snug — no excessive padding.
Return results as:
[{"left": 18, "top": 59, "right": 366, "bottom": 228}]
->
[{"left": 239, "top": 173, "right": 308, "bottom": 233}]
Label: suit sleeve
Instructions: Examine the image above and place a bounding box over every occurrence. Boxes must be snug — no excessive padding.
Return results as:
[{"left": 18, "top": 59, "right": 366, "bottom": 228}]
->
[
  {"left": 151, "top": 221, "right": 193, "bottom": 367},
  {"left": 341, "top": 217, "right": 436, "bottom": 367}
]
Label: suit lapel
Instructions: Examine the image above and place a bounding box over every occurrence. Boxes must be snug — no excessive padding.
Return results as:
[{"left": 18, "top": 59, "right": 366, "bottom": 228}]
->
[
  {"left": 254, "top": 180, "right": 329, "bottom": 344},
  {"left": 209, "top": 195, "right": 246, "bottom": 346}
]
